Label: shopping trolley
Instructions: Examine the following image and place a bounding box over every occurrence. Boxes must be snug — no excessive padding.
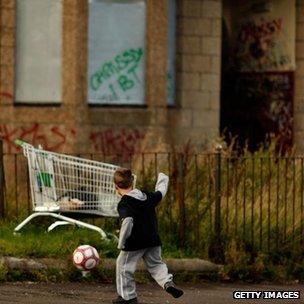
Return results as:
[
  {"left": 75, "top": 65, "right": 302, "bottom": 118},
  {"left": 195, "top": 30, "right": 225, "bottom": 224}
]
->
[{"left": 14, "top": 140, "right": 131, "bottom": 239}]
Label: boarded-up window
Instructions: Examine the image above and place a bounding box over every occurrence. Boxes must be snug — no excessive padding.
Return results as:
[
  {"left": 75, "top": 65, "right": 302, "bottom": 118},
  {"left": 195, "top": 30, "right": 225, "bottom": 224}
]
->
[
  {"left": 88, "top": 0, "right": 146, "bottom": 105},
  {"left": 15, "top": 0, "right": 62, "bottom": 103},
  {"left": 167, "top": 0, "right": 176, "bottom": 105}
]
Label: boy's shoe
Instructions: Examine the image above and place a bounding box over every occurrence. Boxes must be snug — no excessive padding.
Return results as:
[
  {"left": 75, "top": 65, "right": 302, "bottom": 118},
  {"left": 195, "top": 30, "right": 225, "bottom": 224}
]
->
[
  {"left": 112, "top": 296, "right": 138, "bottom": 304},
  {"left": 164, "top": 281, "right": 184, "bottom": 298}
]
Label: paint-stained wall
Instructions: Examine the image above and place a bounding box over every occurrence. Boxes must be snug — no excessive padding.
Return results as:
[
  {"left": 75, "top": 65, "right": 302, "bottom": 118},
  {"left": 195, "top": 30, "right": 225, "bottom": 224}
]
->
[
  {"left": 229, "top": 0, "right": 296, "bottom": 72},
  {"left": 221, "top": 0, "right": 295, "bottom": 151},
  {"left": 0, "top": 0, "right": 223, "bottom": 155}
]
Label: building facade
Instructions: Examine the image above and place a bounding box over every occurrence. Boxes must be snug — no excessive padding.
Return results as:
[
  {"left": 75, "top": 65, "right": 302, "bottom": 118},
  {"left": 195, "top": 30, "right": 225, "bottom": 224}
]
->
[
  {"left": 2, "top": 0, "right": 304, "bottom": 156},
  {"left": 0, "top": 0, "right": 221, "bottom": 157}
]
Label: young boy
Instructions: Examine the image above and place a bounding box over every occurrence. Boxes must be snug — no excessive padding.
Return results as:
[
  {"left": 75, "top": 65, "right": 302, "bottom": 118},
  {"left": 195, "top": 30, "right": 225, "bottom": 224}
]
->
[{"left": 112, "top": 168, "right": 184, "bottom": 304}]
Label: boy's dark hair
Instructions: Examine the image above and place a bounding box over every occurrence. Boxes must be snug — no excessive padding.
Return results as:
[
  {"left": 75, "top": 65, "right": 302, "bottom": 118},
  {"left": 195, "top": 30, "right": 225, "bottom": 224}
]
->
[{"left": 114, "top": 167, "right": 134, "bottom": 189}]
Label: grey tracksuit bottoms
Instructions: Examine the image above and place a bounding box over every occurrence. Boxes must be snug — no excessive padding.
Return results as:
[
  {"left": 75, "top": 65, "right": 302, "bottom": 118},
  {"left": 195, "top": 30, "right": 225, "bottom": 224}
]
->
[{"left": 116, "top": 246, "right": 173, "bottom": 300}]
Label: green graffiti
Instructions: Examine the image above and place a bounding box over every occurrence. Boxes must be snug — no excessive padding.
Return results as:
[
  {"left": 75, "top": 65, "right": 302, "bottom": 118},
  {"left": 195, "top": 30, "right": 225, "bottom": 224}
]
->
[
  {"left": 90, "top": 48, "right": 143, "bottom": 91},
  {"left": 118, "top": 75, "right": 134, "bottom": 92},
  {"left": 109, "top": 84, "right": 118, "bottom": 100}
]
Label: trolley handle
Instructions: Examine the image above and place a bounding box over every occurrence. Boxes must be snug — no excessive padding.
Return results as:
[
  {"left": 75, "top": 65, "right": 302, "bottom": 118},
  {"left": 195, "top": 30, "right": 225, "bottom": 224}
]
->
[{"left": 14, "top": 139, "right": 33, "bottom": 157}]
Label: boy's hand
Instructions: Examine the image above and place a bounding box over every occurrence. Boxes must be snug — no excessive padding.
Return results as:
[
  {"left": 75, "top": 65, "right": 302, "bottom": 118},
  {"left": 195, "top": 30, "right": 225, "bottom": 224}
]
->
[
  {"left": 155, "top": 173, "right": 169, "bottom": 198},
  {"left": 117, "top": 243, "right": 125, "bottom": 250}
]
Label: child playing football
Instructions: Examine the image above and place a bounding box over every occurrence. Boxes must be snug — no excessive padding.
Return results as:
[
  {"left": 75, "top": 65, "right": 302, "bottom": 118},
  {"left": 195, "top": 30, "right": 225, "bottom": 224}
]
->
[{"left": 112, "top": 168, "right": 184, "bottom": 304}]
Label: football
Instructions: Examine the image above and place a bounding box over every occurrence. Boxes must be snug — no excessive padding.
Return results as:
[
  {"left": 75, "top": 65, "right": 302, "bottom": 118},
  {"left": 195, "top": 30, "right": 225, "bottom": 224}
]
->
[{"left": 73, "top": 245, "right": 100, "bottom": 271}]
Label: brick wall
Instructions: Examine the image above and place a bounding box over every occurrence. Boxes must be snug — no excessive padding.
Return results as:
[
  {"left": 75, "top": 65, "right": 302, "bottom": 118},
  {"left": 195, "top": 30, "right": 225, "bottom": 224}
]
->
[
  {"left": 0, "top": 0, "right": 15, "bottom": 106},
  {"left": 294, "top": 0, "right": 304, "bottom": 152},
  {"left": 0, "top": 0, "right": 222, "bottom": 155},
  {"left": 175, "top": 0, "right": 222, "bottom": 149}
]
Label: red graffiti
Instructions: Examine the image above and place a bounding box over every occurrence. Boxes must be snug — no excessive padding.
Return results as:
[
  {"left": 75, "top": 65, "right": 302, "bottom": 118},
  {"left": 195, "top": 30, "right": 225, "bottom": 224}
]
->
[
  {"left": 90, "top": 129, "right": 145, "bottom": 160},
  {"left": 1, "top": 125, "right": 144, "bottom": 157},
  {"left": 19, "top": 123, "right": 47, "bottom": 148},
  {"left": 0, "top": 123, "right": 76, "bottom": 153},
  {"left": 0, "top": 125, "right": 18, "bottom": 153},
  {"left": 0, "top": 92, "right": 13, "bottom": 99},
  {"left": 237, "top": 18, "right": 282, "bottom": 43},
  {"left": 235, "top": 18, "right": 287, "bottom": 69},
  {"left": 70, "top": 128, "right": 76, "bottom": 136}
]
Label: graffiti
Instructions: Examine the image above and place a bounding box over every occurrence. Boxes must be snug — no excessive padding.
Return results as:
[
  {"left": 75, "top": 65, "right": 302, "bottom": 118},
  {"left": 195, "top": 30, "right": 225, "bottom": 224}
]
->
[
  {"left": 90, "top": 48, "right": 143, "bottom": 90},
  {"left": 234, "top": 17, "right": 291, "bottom": 71},
  {"left": 0, "top": 124, "right": 145, "bottom": 158},
  {"left": 89, "top": 129, "right": 145, "bottom": 160},
  {"left": 0, "top": 123, "right": 76, "bottom": 153},
  {"left": 89, "top": 48, "right": 144, "bottom": 103},
  {"left": 0, "top": 92, "right": 13, "bottom": 99},
  {"left": 237, "top": 18, "right": 282, "bottom": 44},
  {"left": 0, "top": 125, "right": 17, "bottom": 153}
]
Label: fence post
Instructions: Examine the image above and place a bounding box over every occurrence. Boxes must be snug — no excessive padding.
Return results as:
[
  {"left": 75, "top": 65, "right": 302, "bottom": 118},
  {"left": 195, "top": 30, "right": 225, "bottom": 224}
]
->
[
  {"left": 215, "top": 144, "right": 222, "bottom": 245},
  {"left": 209, "top": 144, "right": 224, "bottom": 263},
  {"left": 0, "top": 138, "right": 5, "bottom": 218},
  {"left": 178, "top": 154, "right": 186, "bottom": 248}
]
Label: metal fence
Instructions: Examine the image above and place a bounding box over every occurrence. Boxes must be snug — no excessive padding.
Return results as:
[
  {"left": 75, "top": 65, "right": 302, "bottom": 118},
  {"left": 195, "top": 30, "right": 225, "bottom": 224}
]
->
[{"left": 1, "top": 146, "right": 304, "bottom": 260}]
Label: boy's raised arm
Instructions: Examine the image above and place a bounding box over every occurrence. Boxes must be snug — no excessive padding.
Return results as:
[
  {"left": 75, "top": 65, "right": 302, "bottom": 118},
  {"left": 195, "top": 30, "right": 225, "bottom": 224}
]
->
[{"left": 155, "top": 173, "right": 169, "bottom": 198}]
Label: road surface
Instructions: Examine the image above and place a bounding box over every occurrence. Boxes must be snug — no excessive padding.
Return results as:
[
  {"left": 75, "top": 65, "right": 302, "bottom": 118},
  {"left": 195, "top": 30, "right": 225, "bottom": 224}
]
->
[{"left": 0, "top": 282, "right": 303, "bottom": 304}]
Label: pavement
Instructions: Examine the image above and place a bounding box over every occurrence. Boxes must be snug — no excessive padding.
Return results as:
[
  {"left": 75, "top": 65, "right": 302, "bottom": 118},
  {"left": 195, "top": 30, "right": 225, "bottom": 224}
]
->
[{"left": 0, "top": 282, "right": 304, "bottom": 304}]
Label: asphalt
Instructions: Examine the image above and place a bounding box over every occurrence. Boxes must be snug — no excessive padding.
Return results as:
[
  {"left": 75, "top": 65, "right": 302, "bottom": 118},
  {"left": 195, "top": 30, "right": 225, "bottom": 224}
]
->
[{"left": 0, "top": 282, "right": 303, "bottom": 304}]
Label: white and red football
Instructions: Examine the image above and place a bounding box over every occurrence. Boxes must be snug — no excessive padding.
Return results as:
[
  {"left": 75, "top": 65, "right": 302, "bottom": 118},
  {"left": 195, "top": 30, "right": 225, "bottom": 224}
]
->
[{"left": 72, "top": 245, "right": 100, "bottom": 271}]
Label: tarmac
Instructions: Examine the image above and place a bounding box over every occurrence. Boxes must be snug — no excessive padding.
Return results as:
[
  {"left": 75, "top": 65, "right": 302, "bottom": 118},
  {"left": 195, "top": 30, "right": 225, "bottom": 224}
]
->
[
  {"left": 1, "top": 257, "right": 303, "bottom": 304},
  {"left": 1, "top": 282, "right": 304, "bottom": 304}
]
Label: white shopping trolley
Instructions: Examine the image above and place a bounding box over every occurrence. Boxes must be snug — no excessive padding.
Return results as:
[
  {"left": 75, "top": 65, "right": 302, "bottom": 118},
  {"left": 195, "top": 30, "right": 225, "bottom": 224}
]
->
[{"left": 14, "top": 140, "right": 132, "bottom": 239}]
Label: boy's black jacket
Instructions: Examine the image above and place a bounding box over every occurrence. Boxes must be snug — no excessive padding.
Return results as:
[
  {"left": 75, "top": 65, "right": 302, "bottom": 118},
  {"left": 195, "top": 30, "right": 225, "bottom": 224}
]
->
[{"left": 118, "top": 191, "right": 162, "bottom": 251}]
